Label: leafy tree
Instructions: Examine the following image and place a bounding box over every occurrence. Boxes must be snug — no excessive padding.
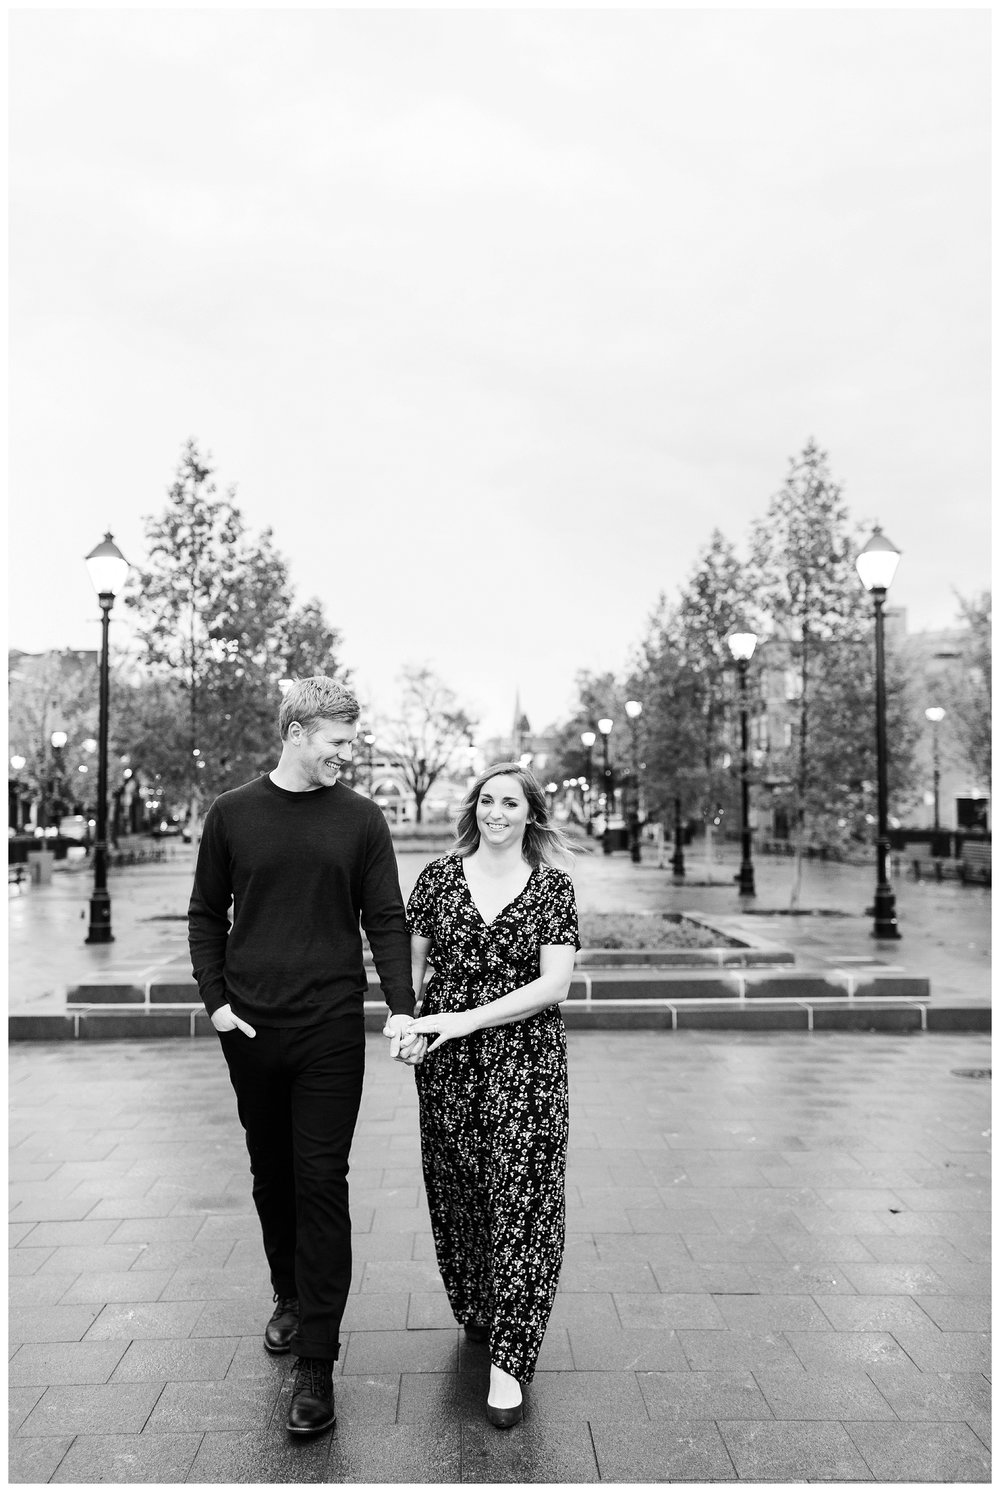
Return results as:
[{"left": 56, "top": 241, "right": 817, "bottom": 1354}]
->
[
  {"left": 744, "top": 438, "right": 926, "bottom": 893},
  {"left": 747, "top": 439, "right": 872, "bottom": 905},
  {"left": 543, "top": 670, "right": 630, "bottom": 822},
  {"left": 942, "top": 591, "right": 991, "bottom": 791},
  {"left": 792, "top": 632, "right": 921, "bottom": 851},
  {"left": 672, "top": 531, "right": 756, "bottom": 851},
  {"left": 8, "top": 650, "right": 100, "bottom": 826},
  {"left": 380, "top": 665, "right": 477, "bottom": 823},
  {"left": 629, "top": 607, "right": 704, "bottom": 831},
  {"left": 122, "top": 439, "right": 345, "bottom": 825},
  {"left": 627, "top": 532, "right": 755, "bottom": 870}
]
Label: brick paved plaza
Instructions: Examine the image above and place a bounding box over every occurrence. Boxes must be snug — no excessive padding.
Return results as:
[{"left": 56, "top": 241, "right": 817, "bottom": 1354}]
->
[{"left": 9, "top": 1027, "right": 991, "bottom": 1483}]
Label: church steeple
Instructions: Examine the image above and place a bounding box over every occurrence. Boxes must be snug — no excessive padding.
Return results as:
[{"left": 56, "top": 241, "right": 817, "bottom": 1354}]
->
[{"left": 512, "top": 689, "right": 531, "bottom": 760}]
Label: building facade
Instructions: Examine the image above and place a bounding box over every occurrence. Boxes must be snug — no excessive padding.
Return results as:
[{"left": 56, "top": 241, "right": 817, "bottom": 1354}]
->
[{"left": 737, "top": 611, "right": 989, "bottom": 843}]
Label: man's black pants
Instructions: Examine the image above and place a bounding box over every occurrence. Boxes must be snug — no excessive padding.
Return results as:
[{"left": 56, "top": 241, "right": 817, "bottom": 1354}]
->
[{"left": 218, "top": 1014, "right": 366, "bottom": 1361}]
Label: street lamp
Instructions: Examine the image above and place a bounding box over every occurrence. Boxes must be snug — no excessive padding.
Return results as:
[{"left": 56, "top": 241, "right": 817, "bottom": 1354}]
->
[
  {"left": 624, "top": 700, "right": 643, "bottom": 864},
  {"left": 84, "top": 532, "right": 130, "bottom": 944},
  {"left": 727, "top": 632, "right": 758, "bottom": 896},
  {"left": 545, "top": 781, "right": 558, "bottom": 820},
  {"left": 597, "top": 718, "right": 614, "bottom": 855},
  {"left": 79, "top": 739, "right": 97, "bottom": 844},
  {"left": 580, "top": 730, "right": 596, "bottom": 834},
  {"left": 10, "top": 755, "right": 27, "bottom": 834},
  {"left": 925, "top": 706, "right": 946, "bottom": 835},
  {"left": 49, "top": 731, "right": 68, "bottom": 835},
  {"left": 856, "top": 525, "right": 902, "bottom": 939}
]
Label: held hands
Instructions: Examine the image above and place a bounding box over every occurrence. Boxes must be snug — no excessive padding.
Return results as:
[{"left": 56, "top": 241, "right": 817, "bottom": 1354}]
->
[
  {"left": 210, "top": 1003, "right": 257, "bottom": 1038},
  {"left": 407, "top": 1010, "right": 479, "bottom": 1054},
  {"left": 382, "top": 1014, "right": 428, "bottom": 1066}
]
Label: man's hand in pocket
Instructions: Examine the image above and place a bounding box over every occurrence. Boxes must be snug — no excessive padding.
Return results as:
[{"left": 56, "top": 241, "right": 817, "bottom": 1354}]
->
[{"left": 211, "top": 1004, "right": 257, "bottom": 1037}]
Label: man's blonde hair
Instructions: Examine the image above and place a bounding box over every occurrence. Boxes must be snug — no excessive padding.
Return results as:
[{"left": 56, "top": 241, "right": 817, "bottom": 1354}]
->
[{"left": 278, "top": 677, "right": 360, "bottom": 738}]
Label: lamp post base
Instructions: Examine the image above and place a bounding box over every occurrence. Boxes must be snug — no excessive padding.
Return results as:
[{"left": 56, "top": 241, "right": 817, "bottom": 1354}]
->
[
  {"left": 736, "top": 863, "right": 756, "bottom": 896},
  {"left": 671, "top": 798, "right": 685, "bottom": 879},
  {"left": 866, "top": 889, "right": 900, "bottom": 939},
  {"left": 85, "top": 891, "right": 115, "bottom": 945}
]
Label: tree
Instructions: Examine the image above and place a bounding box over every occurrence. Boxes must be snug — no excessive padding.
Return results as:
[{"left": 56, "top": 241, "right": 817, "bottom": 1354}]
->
[
  {"left": 747, "top": 439, "right": 872, "bottom": 905},
  {"left": 380, "top": 666, "right": 476, "bottom": 823},
  {"left": 792, "top": 631, "right": 921, "bottom": 851},
  {"left": 672, "top": 531, "right": 756, "bottom": 850},
  {"left": 123, "top": 439, "right": 346, "bottom": 824},
  {"left": 942, "top": 591, "right": 991, "bottom": 791},
  {"left": 630, "top": 605, "right": 707, "bottom": 826},
  {"left": 628, "top": 532, "right": 756, "bottom": 871},
  {"left": 8, "top": 650, "right": 100, "bottom": 827},
  {"left": 543, "top": 670, "right": 630, "bottom": 825}
]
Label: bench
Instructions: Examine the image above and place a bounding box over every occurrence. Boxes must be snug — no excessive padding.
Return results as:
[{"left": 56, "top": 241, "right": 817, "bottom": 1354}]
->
[
  {"left": 108, "top": 845, "right": 169, "bottom": 869},
  {"left": 958, "top": 840, "right": 991, "bottom": 886},
  {"left": 911, "top": 856, "right": 957, "bottom": 883}
]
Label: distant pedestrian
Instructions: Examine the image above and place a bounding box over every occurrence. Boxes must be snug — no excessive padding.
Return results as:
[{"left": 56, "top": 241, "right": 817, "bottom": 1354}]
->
[
  {"left": 188, "top": 677, "right": 422, "bottom": 1438},
  {"left": 397, "top": 761, "right": 579, "bottom": 1427}
]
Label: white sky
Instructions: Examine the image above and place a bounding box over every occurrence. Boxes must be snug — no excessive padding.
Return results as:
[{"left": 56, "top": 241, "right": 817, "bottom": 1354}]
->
[{"left": 8, "top": 7, "right": 990, "bottom": 742}]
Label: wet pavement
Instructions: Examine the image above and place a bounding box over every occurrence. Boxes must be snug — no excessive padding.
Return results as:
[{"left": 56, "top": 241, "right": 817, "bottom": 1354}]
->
[
  {"left": 8, "top": 840, "right": 992, "bottom": 1015},
  {"left": 9, "top": 1029, "right": 991, "bottom": 1483}
]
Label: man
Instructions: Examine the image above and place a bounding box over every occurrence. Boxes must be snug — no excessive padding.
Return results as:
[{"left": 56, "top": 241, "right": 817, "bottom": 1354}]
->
[{"left": 188, "top": 677, "right": 423, "bottom": 1437}]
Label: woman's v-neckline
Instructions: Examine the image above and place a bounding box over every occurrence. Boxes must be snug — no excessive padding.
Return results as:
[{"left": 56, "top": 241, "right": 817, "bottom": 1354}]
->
[{"left": 459, "top": 859, "right": 536, "bottom": 928}]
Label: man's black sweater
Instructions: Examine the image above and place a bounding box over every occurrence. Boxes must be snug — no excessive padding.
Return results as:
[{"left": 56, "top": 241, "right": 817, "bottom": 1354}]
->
[{"left": 188, "top": 775, "right": 415, "bottom": 1026}]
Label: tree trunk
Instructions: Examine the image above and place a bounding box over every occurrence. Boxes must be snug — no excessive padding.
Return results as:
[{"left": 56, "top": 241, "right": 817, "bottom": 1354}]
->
[
  {"left": 186, "top": 789, "right": 203, "bottom": 854},
  {"left": 789, "top": 795, "right": 804, "bottom": 911},
  {"left": 704, "top": 817, "right": 715, "bottom": 883},
  {"left": 789, "top": 625, "right": 810, "bottom": 912}
]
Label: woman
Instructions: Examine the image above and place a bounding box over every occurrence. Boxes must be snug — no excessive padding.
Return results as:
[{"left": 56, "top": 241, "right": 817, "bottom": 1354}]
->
[{"left": 396, "top": 762, "right": 579, "bottom": 1427}]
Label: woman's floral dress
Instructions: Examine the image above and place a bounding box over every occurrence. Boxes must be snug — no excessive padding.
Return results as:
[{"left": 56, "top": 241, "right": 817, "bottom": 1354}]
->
[{"left": 406, "top": 854, "right": 580, "bottom": 1383}]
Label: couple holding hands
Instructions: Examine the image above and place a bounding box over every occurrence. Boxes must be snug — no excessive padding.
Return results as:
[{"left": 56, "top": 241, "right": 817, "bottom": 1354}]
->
[{"left": 188, "top": 676, "right": 579, "bottom": 1437}]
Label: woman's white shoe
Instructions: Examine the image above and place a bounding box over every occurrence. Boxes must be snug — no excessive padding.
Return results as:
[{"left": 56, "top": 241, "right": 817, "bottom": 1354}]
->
[{"left": 486, "top": 1364, "right": 523, "bottom": 1428}]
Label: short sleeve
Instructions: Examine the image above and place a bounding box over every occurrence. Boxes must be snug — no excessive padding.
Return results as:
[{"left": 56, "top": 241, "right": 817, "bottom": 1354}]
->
[
  {"left": 538, "top": 869, "right": 581, "bottom": 951},
  {"left": 406, "top": 862, "right": 438, "bottom": 938}
]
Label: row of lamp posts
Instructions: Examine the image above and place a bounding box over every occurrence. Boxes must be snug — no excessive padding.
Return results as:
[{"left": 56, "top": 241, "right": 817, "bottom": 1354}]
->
[
  {"left": 564, "top": 526, "right": 904, "bottom": 941},
  {"left": 576, "top": 705, "right": 644, "bottom": 860},
  {"left": 9, "top": 735, "right": 100, "bottom": 838},
  {"left": 52, "top": 525, "right": 905, "bottom": 945}
]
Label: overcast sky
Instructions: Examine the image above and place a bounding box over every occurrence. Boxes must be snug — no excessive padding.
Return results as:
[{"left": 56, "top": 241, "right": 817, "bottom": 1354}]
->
[{"left": 8, "top": 7, "right": 990, "bottom": 743}]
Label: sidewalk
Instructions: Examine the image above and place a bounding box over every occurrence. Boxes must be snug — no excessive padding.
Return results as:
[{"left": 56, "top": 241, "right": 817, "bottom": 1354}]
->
[
  {"left": 9, "top": 1029, "right": 991, "bottom": 1482},
  {"left": 572, "top": 847, "right": 992, "bottom": 1010},
  {"left": 8, "top": 842, "right": 991, "bottom": 1027}
]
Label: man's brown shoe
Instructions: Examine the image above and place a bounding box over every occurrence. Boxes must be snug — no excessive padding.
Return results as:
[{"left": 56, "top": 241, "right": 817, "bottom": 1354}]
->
[
  {"left": 286, "top": 1356, "right": 336, "bottom": 1436},
  {"left": 264, "top": 1296, "right": 299, "bottom": 1354}
]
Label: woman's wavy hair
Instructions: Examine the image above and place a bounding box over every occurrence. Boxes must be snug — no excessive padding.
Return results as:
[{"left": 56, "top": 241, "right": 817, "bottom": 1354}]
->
[{"left": 452, "top": 761, "right": 581, "bottom": 871}]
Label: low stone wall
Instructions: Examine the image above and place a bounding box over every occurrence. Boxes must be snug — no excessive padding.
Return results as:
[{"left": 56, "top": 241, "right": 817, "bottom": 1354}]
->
[{"left": 7, "top": 950, "right": 971, "bottom": 1039}]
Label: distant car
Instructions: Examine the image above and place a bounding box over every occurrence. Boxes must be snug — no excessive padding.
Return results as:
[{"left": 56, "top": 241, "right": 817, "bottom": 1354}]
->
[
  {"left": 151, "top": 819, "right": 182, "bottom": 839},
  {"left": 58, "top": 815, "right": 91, "bottom": 842}
]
